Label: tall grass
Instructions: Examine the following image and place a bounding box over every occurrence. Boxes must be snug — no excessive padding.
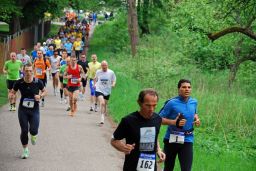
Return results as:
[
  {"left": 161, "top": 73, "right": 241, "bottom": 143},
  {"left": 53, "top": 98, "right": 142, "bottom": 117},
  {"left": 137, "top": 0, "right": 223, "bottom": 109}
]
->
[
  {"left": 0, "top": 75, "right": 7, "bottom": 106},
  {"left": 88, "top": 13, "right": 256, "bottom": 170}
]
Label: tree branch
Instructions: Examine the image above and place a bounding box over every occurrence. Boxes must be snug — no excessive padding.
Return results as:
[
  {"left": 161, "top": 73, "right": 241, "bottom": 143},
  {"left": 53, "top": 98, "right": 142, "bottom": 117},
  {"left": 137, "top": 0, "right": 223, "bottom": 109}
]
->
[{"left": 207, "top": 26, "right": 256, "bottom": 41}]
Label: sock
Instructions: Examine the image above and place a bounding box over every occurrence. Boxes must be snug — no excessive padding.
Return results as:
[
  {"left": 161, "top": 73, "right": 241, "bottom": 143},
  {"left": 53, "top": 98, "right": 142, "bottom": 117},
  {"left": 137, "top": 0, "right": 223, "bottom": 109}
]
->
[{"left": 60, "top": 89, "right": 63, "bottom": 98}]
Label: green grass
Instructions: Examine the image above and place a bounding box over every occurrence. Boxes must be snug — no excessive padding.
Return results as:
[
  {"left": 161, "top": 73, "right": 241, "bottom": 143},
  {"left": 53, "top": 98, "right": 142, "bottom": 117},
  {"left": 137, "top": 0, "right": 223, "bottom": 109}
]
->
[
  {"left": 0, "top": 75, "right": 8, "bottom": 107},
  {"left": 88, "top": 16, "right": 256, "bottom": 171}
]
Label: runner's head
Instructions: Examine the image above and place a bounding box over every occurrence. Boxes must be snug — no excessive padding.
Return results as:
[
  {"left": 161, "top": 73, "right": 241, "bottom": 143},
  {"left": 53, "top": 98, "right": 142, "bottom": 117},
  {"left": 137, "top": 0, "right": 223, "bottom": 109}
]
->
[
  {"left": 178, "top": 79, "right": 192, "bottom": 100},
  {"left": 66, "top": 57, "right": 71, "bottom": 65},
  {"left": 10, "top": 52, "right": 17, "bottom": 61},
  {"left": 101, "top": 60, "right": 108, "bottom": 72},
  {"left": 62, "top": 50, "right": 68, "bottom": 59},
  {"left": 23, "top": 63, "right": 33, "bottom": 79},
  {"left": 20, "top": 48, "right": 26, "bottom": 55},
  {"left": 137, "top": 89, "right": 159, "bottom": 119},
  {"left": 91, "top": 54, "right": 97, "bottom": 63},
  {"left": 37, "top": 50, "right": 43, "bottom": 58},
  {"left": 54, "top": 50, "right": 58, "bottom": 57},
  {"left": 70, "top": 55, "right": 77, "bottom": 66},
  {"left": 80, "top": 53, "right": 86, "bottom": 61}
]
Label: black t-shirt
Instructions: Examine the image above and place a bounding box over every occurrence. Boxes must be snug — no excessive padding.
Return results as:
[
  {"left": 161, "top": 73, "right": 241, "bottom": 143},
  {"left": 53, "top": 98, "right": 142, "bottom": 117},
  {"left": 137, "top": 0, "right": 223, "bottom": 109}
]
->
[
  {"left": 77, "top": 60, "right": 89, "bottom": 74},
  {"left": 113, "top": 111, "right": 162, "bottom": 171},
  {"left": 13, "top": 78, "right": 44, "bottom": 107}
]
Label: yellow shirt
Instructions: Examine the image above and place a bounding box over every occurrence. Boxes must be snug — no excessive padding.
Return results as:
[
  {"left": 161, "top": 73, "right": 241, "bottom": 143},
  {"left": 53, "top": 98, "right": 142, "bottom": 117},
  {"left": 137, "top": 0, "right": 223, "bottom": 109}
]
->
[
  {"left": 76, "top": 32, "right": 82, "bottom": 39},
  {"left": 73, "top": 41, "right": 81, "bottom": 51},
  {"left": 87, "top": 62, "right": 101, "bottom": 79},
  {"left": 54, "top": 39, "right": 62, "bottom": 49}
]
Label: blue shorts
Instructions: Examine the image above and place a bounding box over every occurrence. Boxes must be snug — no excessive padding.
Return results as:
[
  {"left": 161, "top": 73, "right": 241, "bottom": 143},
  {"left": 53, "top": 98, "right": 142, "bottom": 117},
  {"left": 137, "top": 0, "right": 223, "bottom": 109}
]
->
[{"left": 89, "top": 79, "right": 96, "bottom": 96}]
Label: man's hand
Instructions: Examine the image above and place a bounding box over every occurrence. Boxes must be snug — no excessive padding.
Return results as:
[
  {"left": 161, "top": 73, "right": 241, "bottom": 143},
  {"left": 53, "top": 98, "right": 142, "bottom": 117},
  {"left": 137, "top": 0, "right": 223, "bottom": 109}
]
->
[
  {"left": 193, "top": 114, "right": 200, "bottom": 127},
  {"left": 175, "top": 113, "right": 186, "bottom": 127},
  {"left": 157, "top": 150, "right": 166, "bottom": 163},
  {"left": 34, "top": 94, "right": 41, "bottom": 101},
  {"left": 123, "top": 143, "right": 135, "bottom": 155}
]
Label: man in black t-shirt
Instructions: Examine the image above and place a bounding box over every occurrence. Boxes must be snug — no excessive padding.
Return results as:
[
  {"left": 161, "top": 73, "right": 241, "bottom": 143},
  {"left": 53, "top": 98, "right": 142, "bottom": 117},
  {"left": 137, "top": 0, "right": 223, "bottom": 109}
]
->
[
  {"left": 77, "top": 53, "right": 88, "bottom": 100},
  {"left": 11, "top": 63, "right": 46, "bottom": 159},
  {"left": 111, "top": 89, "right": 165, "bottom": 171}
]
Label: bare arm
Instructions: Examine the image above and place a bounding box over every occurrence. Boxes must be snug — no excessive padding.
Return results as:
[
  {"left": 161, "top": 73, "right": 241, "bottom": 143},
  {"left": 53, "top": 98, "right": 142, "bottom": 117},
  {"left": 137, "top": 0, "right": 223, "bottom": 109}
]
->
[{"left": 110, "top": 139, "right": 135, "bottom": 155}]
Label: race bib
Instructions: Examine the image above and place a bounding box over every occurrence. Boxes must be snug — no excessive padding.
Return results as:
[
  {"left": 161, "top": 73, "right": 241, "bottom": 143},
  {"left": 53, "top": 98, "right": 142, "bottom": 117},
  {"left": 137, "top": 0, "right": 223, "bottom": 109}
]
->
[
  {"left": 136, "top": 153, "right": 155, "bottom": 171},
  {"left": 36, "top": 68, "right": 43, "bottom": 75},
  {"left": 139, "top": 127, "right": 155, "bottom": 151},
  {"left": 169, "top": 131, "right": 185, "bottom": 144},
  {"left": 71, "top": 78, "right": 78, "bottom": 84},
  {"left": 22, "top": 98, "right": 35, "bottom": 108}
]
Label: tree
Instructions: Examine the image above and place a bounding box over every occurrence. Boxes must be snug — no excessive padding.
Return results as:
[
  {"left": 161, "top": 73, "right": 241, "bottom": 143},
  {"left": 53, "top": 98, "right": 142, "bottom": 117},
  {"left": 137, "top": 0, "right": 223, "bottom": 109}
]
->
[{"left": 207, "top": 0, "right": 256, "bottom": 86}]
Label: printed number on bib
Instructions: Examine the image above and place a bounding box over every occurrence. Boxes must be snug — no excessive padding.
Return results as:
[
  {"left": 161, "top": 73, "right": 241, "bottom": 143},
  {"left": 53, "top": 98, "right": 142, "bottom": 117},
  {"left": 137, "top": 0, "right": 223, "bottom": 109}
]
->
[
  {"left": 36, "top": 68, "right": 43, "bottom": 75},
  {"left": 136, "top": 153, "right": 155, "bottom": 171},
  {"left": 71, "top": 78, "right": 78, "bottom": 84},
  {"left": 169, "top": 131, "right": 185, "bottom": 144},
  {"left": 22, "top": 98, "right": 35, "bottom": 108}
]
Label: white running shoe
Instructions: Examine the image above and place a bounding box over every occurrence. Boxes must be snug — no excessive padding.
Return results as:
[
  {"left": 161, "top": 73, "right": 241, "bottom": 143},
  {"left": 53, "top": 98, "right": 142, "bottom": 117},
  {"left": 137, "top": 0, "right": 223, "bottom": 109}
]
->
[{"left": 100, "top": 114, "right": 104, "bottom": 124}]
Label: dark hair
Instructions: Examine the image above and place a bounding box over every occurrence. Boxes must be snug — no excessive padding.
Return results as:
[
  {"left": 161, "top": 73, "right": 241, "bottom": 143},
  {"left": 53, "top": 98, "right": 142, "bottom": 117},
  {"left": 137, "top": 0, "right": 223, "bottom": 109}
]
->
[
  {"left": 137, "top": 88, "right": 159, "bottom": 103},
  {"left": 178, "top": 79, "right": 191, "bottom": 88},
  {"left": 23, "top": 62, "right": 33, "bottom": 70},
  {"left": 54, "top": 49, "right": 58, "bottom": 53},
  {"left": 21, "top": 48, "right": 25, "bottom": 50},
  {"left": 62, "top": 49, "right": 67, "bottom": 53}
]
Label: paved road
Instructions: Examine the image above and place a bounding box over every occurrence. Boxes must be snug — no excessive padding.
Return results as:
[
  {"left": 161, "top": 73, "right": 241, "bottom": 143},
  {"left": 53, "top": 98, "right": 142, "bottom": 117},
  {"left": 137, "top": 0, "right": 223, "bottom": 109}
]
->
[
  {"left": 0, "top": 22, "right": 123, "bottom": 170},
  {"left": 0, "top": 79, "right": 124, "bottom": 171}
]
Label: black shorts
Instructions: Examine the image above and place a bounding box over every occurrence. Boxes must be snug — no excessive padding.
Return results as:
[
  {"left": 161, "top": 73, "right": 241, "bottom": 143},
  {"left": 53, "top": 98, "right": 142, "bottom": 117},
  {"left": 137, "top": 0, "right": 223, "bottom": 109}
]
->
[
  {"left": 59, "top": 76, "right": 63, "bottom": 83},
  {"left": 68, "top": 86, "right": 80, "bottom": 93},
  {"left": 63, "top": 83, "right": 67, "bottom": 88},
  {"left": 39, "top": 78, "right": 47, "bottom": 87},
  {"left": 81, "top": 78, "right": 87, "bottom": 87},
  {"left": 51, "top": 72, "right": 58, "bottom": 77},
  {"left": 95, "top": 91, "right": 110, "bottom": 100},
  {"left": 6, "top": 80, "right": 17, "bottom": 90}
]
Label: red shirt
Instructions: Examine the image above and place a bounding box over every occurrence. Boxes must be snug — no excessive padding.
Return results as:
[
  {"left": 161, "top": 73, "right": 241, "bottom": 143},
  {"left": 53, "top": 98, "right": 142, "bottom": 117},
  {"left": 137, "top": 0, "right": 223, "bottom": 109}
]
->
[{"left": 67, "top": 64, "right": 80, "bottom": 87}]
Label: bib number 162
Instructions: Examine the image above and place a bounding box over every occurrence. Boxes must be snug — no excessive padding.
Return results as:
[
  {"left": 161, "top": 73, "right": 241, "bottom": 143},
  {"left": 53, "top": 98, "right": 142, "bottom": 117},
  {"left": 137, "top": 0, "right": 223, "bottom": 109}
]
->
[{"left": 136, "top": 153, "right": 155, "bottom": 171}]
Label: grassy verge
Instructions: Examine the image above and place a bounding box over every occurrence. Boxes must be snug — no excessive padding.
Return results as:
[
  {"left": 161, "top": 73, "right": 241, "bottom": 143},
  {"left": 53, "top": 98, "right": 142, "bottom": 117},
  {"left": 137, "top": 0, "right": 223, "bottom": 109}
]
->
[
  {"left": 0, "top": 75, "right": 8, "bottom": 107},
  {"left": 88, "top": 14, "right": 256, "bottom": 171}
]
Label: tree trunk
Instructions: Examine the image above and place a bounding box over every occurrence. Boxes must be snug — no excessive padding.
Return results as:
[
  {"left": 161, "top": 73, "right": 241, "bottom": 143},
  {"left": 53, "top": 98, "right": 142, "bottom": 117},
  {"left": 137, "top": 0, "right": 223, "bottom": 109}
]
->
[
  {"left": 127, "top": 0, "right": 139, "bottom": 57},
  {"left": 9, "top": 15, "right": 21, "bottom": 34}
]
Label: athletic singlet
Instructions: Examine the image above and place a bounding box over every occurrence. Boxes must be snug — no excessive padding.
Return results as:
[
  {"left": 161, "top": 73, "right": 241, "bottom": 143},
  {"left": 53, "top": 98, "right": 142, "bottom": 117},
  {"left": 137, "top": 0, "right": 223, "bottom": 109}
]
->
[{"left": 67, "top": 64, "right": 80, "bottom": 87}]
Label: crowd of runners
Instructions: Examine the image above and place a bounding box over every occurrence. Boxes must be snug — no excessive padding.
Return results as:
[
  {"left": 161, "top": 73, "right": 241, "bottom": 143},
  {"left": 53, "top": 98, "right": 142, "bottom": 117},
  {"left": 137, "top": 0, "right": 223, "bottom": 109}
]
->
[
  {"left": 2, "top": 11, "right": 202, "bottom": 171},
  {"left": 3, "top": 14, "right": 116, "bottom": 159}
]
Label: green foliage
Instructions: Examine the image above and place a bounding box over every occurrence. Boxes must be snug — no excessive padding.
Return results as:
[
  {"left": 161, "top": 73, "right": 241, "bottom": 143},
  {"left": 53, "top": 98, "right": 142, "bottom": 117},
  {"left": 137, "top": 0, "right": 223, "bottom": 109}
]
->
[
  {"left": 91, "top": 12, "right": 129, "bottom": 53},
  {"left": 0, "top": 0, "right": 22, "bottom": 23},
  {"left": 0, "top": 75, "right": 7, "bottom": 107},
  {"left": 88, "top": 8, "right": 256, "bottom": 170}
]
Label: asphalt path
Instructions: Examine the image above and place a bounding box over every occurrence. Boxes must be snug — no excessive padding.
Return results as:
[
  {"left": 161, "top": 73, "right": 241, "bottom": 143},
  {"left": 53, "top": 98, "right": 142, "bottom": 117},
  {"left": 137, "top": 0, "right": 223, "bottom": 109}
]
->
[{"left": 0, "top": 79, "right": 124, "bottom": 171}]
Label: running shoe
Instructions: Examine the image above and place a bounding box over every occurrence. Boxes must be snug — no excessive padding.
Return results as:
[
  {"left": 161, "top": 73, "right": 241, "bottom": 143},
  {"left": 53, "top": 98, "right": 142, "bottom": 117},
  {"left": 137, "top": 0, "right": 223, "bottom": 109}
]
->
[
  {"left": 9, "top": 104, "right": 12, "bottom": 111},
  {"left": 94, "top": 104, "right": 98, "bottom": 112},
  {"left": 12, "top": 105, "right": 16, "bottom": 111},
  {"left": 90, "top": 107, "right": 93, "bottom": 111},
  {"left": 59, "top": 98, "right": 63, "bottom": 104},
  {"left": 21, "top": 148, "right": 29, "bottom": 159},
  {"left": 100, "top": 114, "right": 104, "bottom": 124},
  {"left": 31, "top": 134, "right": 37, "bottom": 145},
  {"left": 66, "top": 106, "right": 71, "bottom": 111}
]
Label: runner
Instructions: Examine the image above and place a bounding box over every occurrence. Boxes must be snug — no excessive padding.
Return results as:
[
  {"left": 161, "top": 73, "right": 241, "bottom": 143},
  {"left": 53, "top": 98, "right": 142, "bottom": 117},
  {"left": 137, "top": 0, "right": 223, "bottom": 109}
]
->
[
  {"left": 94, "top": 60, "right": 116, "bottom": 124},
  {"left": 33, "top": 50, "right": 51, "bottom": 107},
  {"left": 2, "top": 52, "right": 23, "bottom": 111},
  {"left": 17, "top": 48, "right": 31, "bottom": 77},
  {"left": 49, "top": 50, "right": 61, "bottom": 96},
  {"left": 59, "top": 50, "right": 68, "bottom": 103},
  {"left": 111, "top": 88, "right": 165, "bottom": 171},
  {"left": 60, "top": 57, "right": 71, "bottom": 110},
  {"left": 159, "top": 79, "right": 201, "bottom": 171},
  {"left": 11, "top": 63, "right": 46, "bottom": 159},
  {"left": 87, "top": 54, "right": 101, "bottom": 112},
  {"left": 64, "top": 55, "right": 84, "bottom": 116},
  {"left": 77, "top": 53, "right": 88, "bottom": 100}
]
